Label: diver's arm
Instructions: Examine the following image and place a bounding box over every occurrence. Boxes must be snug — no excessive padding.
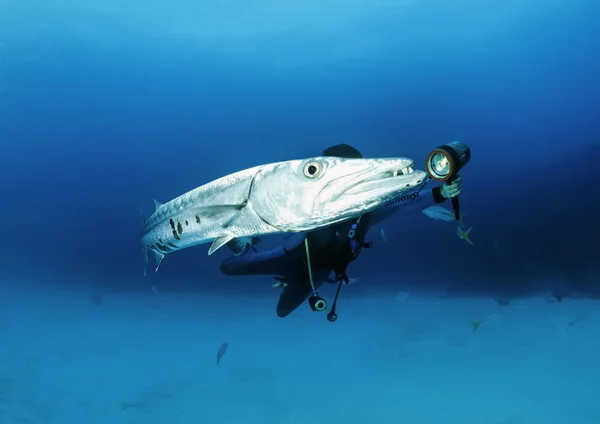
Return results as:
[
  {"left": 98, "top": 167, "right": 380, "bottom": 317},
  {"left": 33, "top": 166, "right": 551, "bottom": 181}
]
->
[
  {"left": 370, "top": 176, "right": 462, "bottom": 226},
  {"left": 369, "top": 187, "right": 446, "bottom": 226}
]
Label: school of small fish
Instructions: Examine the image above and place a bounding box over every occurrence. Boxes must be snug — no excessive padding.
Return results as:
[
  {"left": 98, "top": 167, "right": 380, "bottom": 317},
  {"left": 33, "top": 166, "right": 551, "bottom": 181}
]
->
[{"left": 422, "top": 205, "right": 474, "bottom": 246}]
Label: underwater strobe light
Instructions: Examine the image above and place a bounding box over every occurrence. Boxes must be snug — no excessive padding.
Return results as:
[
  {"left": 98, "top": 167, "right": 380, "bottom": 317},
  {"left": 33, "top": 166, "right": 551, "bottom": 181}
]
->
[{"left": 425, "top": 141, "right": 471, "bottom": 220}]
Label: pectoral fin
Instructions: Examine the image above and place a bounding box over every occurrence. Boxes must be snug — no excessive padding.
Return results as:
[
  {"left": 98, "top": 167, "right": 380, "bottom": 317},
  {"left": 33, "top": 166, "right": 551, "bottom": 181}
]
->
[{"left": 208, "top": 236, "right": 234, "bottom": 255}]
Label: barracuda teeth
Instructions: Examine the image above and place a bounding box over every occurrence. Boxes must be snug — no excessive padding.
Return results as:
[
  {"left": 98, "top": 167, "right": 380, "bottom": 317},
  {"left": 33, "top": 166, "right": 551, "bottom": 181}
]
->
[{"left": 393, "top": 166, "right": 414, "bottom": 177}]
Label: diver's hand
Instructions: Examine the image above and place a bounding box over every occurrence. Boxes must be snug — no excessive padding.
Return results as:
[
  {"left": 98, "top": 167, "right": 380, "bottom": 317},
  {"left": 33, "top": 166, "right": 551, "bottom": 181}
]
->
[
  {"left": 440, "top": 176, "right": 462, "bottom": 199},
  {"left": 226, "top": 237, "right": 260, "bottom": 256}
]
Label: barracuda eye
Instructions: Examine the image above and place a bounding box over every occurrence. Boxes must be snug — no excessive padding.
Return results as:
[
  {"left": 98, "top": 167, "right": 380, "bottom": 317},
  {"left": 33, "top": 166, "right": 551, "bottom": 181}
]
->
[{"left": 303, "top": 161, "right": 322, "bottom": 179}]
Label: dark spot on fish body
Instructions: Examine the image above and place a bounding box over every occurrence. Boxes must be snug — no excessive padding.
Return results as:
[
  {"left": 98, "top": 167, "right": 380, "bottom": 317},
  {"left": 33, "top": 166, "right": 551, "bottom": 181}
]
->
[
  {"left": 196, "top": 216, "right": 201, "bottom": 224},
  {"left": 172, "top": 230, "right": 180, "bottom": 240},
  {"left": 169, "top": 219, "right": 175, "bottom": 230},
  {"left": 185, "top": 220, "right": 188, "bottom": 226},
  {"left": 177, "top": 222, "right": 183, "bottom": 235}
]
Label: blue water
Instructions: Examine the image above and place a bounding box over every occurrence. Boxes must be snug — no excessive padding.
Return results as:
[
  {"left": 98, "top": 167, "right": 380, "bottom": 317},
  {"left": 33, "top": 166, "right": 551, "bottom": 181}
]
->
[{"left": 1, "top": 0, "right": 599, "bottom": 423}]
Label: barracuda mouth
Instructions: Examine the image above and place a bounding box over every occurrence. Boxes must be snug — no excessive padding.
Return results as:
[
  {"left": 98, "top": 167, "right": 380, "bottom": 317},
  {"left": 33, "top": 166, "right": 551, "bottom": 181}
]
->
[
  {"left": 391, "top": 164, "right": 415, "bottom": 177},
  {"left": 361, "top": 161, "right": 415, "bottom": 184},
  {"left": 343, "top": 160, "right": 421, "bottom": 196}
]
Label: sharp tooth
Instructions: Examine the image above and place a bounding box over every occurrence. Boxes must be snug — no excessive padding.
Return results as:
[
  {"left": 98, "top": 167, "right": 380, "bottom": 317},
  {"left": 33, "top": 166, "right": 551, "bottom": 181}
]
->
[
  {"left": 408, "top": 167, "right": 414, "bottom": 174},
  {"left": 392, "top": 170, "right": 398, "bottom": 177},
  {"left": 401, "top": 167, "right": 408, "bottom": 175}
]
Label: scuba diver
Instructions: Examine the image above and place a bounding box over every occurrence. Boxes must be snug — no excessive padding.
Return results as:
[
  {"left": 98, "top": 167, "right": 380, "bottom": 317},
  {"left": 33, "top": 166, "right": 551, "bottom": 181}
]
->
[{"left": 219, "top": 143, "right": 463, "bottom": 320}]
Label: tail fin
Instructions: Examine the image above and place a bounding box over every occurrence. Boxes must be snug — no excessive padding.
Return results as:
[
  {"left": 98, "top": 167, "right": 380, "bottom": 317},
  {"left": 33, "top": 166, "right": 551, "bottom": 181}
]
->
[
  {"left": 139, "top": 207, "right": 165, "bottom": 273},
  {"left": 140, "top": 208, "right": 148, "bottom": 276},
  {"left": 142, "top": 250, "right": 148, "bottom": 276},
  {"left": 152, "top": 251, "right": 165, "bottom": 272},
  {"left": 460, "top": 226, "right": 474, "bottom": 245},
  {"left": 465, "top": 227, "right": 474, "bottom": 245}
]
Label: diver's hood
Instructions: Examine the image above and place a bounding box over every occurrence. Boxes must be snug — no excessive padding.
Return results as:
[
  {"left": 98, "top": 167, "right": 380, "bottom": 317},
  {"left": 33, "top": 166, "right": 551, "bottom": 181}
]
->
[{"left": 323, "top": 144, "right": 363, "bottom": 159}]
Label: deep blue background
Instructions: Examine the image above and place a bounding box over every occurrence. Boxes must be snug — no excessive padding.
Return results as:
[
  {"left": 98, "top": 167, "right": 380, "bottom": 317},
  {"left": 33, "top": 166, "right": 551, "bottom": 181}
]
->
[{"left": 1, "top": 0, "right": 598, "bottom": 298}]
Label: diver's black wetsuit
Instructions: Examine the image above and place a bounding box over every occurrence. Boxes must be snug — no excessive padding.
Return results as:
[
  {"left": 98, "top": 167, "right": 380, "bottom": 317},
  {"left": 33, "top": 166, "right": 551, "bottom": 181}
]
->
[{"left": 220, "top": 213, "right": 371, "bottom": 317}]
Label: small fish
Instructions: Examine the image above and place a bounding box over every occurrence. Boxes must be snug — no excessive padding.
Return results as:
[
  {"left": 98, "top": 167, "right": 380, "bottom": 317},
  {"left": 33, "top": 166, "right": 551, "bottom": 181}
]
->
[
  {"left": 471, "top": 317, "right": 493, "bottom": 332},
  {"left": 216, "top": 342, "right": 228, "bottom": 366},
  {"left": 456, "top": 225, "right": 474, "bottom": 245},
  {"left": 272, "top": 276, "right": 288, "bottom": 288},
  {"left": 555, "top": 325, "right": 569, "bottom": 340},
  {"left": 380, "top": 228, "right": 388, "bottom": 243},
  {"left": 422, "top": 205, "right": 466, "bottom": 225},
  {"left": 118, "top": 402, "right": 141, "bottom": 411}
]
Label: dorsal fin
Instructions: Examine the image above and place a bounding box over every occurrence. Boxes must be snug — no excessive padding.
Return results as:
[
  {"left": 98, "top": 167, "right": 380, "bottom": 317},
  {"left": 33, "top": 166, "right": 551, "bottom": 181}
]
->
[
  {"left": 153, "top": 199, "right": 163, "bottom": 211},
  {"left": 139, "top": 208, "right": 146, "bottom": 231}
]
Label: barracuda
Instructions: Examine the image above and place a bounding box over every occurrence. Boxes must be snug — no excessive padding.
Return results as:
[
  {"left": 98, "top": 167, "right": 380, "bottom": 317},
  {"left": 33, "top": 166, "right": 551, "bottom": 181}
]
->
[{"left": 140, "top": 156, "right": 426, "bottom": 274}]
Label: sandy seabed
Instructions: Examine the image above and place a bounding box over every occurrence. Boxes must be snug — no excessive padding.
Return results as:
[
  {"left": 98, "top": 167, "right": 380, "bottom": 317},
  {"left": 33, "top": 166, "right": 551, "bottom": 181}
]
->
[{"left": 1, "top": 279, "right": 598, "bottom": 424}]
